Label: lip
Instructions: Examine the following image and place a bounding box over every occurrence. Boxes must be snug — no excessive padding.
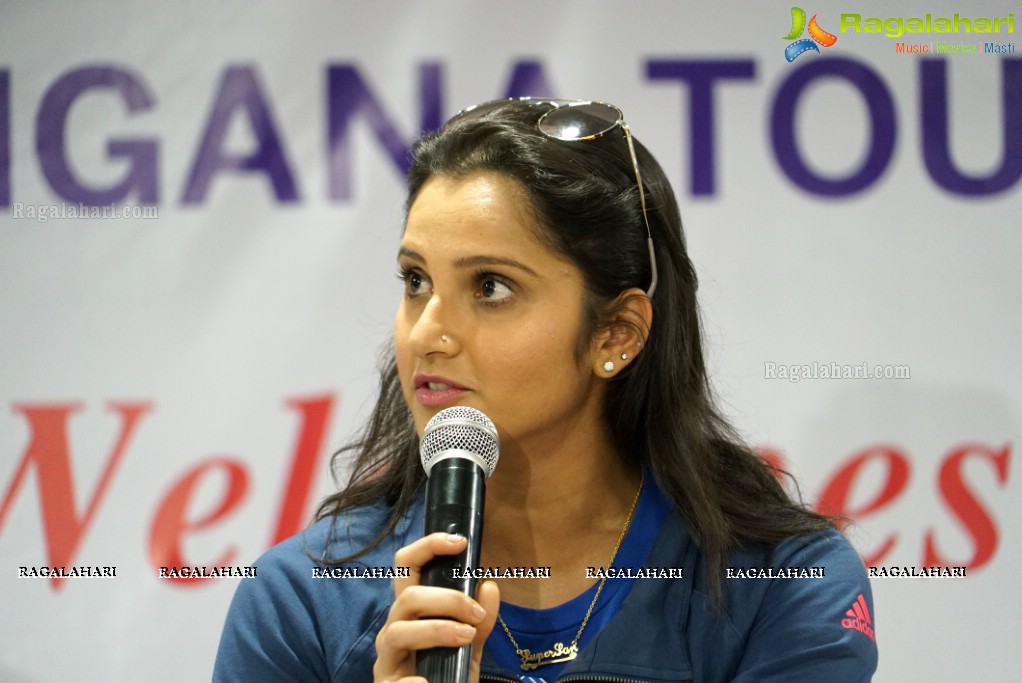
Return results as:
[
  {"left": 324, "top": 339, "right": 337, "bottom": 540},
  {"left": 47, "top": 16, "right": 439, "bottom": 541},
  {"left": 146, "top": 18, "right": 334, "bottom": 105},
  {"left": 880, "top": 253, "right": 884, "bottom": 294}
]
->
[{"left": 413, "top": 373, "right": 470, "bottom": 408}]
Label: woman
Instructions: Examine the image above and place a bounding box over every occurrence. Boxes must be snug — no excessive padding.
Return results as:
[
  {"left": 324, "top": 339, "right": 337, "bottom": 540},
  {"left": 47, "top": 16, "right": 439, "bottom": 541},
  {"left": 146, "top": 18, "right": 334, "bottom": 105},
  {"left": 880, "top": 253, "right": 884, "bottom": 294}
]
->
[{"left": 213, "top": 98, "right": 878, "bottom": 682}]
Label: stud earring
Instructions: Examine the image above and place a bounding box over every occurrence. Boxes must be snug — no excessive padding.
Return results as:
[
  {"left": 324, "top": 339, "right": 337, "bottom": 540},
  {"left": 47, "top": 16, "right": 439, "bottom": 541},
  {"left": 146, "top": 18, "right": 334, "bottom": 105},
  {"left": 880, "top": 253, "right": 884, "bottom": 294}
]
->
[
  {"left": 620, "top": 353, "right": 629, "bottom": 361},
  {"left": 603, "top": 360, "right": 615, "bottom": 372}
]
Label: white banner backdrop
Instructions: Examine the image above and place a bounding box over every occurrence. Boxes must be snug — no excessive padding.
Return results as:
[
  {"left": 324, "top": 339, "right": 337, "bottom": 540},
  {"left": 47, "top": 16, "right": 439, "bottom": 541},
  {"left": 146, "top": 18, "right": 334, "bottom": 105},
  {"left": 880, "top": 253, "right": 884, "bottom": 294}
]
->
[{"left": 1, "top": 1, "right": 1019, "bottom": 680}]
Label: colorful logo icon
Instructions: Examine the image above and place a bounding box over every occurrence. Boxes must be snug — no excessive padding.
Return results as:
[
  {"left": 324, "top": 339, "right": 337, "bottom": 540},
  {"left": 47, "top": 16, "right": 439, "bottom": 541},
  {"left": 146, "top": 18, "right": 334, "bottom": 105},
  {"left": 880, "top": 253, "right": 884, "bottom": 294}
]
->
[{"left": 783, "top": 7, "right": 838, "bottom": 61}]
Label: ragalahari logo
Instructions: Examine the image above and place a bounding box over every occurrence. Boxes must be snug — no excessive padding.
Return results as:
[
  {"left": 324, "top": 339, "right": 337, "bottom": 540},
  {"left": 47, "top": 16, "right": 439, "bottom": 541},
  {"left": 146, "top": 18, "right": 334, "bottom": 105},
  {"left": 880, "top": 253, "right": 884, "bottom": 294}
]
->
[{"left": 783, "top": 7, "right": 838, "bottom": 61}]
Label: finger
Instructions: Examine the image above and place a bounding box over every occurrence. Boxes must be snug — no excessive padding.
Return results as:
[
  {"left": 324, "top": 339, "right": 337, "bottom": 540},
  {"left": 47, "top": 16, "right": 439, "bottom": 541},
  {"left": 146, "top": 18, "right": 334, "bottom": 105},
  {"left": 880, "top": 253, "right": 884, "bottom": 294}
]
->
[
  {"left": 372, "top": 654, "right": 429, "bottom": 683},
  {"left": 471, "top": 581, "right": 501, "bottom": 671},
  {"left": 371, "top": 666, "right": 428, "bottom": 683},
  {"left": 378, "top": 616, "right": 478, "bottom": 653},
  {"left": 373, "top": 613, "right": 477, "bottom": 676},
  {"left": 390, "top": 584, "right": 490, "bottom": 625},
  {"left": 393, "top": 533, "right": 468, "bottom": 594},
  {"left": 374, "top": 609, "right": 477, "bottom": 679}
]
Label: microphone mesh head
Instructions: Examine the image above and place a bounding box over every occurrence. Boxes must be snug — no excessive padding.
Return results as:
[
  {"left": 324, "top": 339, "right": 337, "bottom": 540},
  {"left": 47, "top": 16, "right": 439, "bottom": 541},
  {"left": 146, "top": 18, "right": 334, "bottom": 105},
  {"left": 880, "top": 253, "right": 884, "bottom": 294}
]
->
[{"left": 420, "top": 406, "right": 500, "bottom": 478}]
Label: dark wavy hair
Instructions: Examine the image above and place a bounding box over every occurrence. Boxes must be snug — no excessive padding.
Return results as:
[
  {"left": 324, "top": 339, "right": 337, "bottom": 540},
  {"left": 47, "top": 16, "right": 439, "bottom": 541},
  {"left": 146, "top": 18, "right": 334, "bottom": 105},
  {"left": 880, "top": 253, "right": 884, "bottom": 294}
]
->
[{"left": 316, "top": 100, "right": 833, "bottom": 604}]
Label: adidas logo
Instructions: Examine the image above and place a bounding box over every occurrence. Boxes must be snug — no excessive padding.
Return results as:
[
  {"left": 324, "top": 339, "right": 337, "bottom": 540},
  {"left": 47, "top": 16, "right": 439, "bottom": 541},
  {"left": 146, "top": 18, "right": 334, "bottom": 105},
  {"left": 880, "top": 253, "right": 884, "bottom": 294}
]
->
[{"left": 841, "top": 593, "right": 875, "bottom": 641}]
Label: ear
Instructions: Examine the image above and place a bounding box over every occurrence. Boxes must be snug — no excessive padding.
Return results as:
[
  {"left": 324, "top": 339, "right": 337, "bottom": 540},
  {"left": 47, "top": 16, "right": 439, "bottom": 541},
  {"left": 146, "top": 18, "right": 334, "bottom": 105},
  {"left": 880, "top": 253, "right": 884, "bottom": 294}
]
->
[{"left": 591, "top": 288, "right": 653, "bottom": 378}]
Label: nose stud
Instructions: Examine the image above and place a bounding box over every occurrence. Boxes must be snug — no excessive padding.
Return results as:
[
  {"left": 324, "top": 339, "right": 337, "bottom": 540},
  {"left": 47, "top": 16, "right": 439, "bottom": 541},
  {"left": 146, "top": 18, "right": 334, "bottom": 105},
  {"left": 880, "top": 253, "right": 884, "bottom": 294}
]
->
[{"left": 441, "top": 335, "right": 449, "bottom": 343}]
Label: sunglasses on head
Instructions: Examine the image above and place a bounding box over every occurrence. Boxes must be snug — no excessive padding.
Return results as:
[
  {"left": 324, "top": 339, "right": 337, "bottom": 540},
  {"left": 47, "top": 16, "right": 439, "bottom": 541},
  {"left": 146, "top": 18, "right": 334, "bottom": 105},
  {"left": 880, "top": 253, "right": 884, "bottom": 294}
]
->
[{"left": 444, "top": 98, "right": 659, "bottom": 299}]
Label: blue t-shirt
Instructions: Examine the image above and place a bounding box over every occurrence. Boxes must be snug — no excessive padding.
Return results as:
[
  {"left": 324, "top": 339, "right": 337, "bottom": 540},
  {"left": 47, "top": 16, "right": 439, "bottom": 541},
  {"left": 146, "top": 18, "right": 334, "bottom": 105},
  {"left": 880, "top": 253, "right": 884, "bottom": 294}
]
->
[
  {"left": 213, "top": 478, "right": 878, "bottom": 682},
  {"left": 485, "top": 476, "right": 673, "bottom": 682}
]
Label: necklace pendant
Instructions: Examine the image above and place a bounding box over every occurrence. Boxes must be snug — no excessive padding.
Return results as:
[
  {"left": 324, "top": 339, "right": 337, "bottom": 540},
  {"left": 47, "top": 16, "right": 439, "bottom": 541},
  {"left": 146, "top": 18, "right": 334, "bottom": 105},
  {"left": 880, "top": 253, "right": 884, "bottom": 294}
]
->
[{"left": 518, "top": 641, "right": 579, "bottom": 671}]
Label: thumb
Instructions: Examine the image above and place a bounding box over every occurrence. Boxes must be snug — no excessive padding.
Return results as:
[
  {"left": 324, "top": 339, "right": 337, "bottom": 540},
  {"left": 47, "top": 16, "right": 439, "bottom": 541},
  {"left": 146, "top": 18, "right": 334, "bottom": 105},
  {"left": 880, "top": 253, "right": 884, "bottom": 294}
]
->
[{"left": 471, "top": 581, "right": 501, "bottom": 672}]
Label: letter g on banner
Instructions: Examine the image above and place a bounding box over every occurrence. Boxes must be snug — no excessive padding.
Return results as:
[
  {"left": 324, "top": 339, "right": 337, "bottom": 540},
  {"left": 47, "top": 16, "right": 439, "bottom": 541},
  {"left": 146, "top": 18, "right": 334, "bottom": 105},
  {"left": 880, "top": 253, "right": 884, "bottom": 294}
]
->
[{"left": 36, "top": 66, "right": 158, "bottom": 205}]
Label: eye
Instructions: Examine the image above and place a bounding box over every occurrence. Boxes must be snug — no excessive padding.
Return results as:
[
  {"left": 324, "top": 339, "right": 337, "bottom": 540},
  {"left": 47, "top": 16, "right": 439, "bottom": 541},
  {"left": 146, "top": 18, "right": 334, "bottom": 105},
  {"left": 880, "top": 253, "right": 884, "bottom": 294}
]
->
[
  {"left": 397, "top": 267, "right": 432, "bottom": 298},
  {"left": 476, "top": 273, "right": 514, "bottom": 305}
]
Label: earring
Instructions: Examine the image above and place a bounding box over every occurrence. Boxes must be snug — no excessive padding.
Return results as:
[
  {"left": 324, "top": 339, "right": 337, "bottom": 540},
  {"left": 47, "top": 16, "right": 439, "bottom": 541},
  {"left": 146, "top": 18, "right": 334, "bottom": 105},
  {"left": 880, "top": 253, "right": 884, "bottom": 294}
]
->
[
  {"left": 603, "top": 360, "right": 615, "bottom": 372},
  {"left": 620, "top": 353, "right": 629, "bottom": 361}
]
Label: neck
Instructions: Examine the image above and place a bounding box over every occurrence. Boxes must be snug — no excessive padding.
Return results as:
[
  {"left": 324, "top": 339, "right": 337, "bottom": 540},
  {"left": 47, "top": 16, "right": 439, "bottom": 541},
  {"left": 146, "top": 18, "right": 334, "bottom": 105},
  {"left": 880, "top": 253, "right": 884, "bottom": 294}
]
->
[{"left": 479, "top": 419, "right": 642, "bottom": 608}]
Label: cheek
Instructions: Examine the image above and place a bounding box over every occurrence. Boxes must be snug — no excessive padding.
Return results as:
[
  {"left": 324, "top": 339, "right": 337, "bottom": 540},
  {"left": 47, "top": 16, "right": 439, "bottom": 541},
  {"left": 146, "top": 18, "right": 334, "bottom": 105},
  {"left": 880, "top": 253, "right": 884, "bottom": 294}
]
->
[
  {"left": 393, "top": 310, "right": 415, "bottom": 389},
  {"left": 495, "top": 324, "right": 587, "bottom": 395},
  {"left": 393, "top": 309, "right": 407, "bottom": 354}
]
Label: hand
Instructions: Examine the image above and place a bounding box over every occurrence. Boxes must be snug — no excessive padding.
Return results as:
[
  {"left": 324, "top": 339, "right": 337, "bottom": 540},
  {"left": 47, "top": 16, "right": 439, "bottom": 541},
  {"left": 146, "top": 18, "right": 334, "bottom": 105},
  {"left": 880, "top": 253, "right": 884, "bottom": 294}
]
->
[{"left": 373, "top": 532, "right": 501, "bottom": 683}]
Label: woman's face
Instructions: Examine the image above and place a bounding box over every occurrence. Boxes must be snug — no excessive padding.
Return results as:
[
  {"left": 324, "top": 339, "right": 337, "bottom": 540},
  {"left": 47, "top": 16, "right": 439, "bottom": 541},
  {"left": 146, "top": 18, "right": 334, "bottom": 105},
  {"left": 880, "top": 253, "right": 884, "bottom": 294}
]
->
[{"left": 395, "top": 171, "right": 605, "bottom": 455}]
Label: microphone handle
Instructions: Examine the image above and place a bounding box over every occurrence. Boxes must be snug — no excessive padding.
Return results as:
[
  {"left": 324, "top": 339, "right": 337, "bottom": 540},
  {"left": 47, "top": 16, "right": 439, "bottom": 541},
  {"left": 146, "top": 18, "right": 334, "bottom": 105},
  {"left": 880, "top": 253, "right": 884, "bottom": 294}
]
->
[{"left": 416, "top": 457, "right": 486, "bottom": 683}]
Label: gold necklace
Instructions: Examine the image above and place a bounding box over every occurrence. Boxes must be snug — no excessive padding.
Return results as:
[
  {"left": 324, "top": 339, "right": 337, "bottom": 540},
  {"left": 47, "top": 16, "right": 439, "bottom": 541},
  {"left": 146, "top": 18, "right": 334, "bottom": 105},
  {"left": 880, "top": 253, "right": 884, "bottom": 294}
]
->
[{"left": 496, "top": 470, "right": 644, "bottom": 671}]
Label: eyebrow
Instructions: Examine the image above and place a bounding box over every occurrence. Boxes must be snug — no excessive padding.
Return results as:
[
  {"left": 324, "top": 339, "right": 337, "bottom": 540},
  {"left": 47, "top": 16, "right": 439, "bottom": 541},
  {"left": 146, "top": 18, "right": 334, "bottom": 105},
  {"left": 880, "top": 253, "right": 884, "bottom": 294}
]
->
[{"left": 398, "top": 247, "right": 539, "bottom": 277}]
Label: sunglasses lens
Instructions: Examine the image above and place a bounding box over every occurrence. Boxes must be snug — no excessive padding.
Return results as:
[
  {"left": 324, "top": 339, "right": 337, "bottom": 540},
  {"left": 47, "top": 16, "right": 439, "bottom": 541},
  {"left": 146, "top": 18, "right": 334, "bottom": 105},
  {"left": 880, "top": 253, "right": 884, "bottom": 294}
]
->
[{"left": 538, "top": 102, "right": 622, "bottom": 141}]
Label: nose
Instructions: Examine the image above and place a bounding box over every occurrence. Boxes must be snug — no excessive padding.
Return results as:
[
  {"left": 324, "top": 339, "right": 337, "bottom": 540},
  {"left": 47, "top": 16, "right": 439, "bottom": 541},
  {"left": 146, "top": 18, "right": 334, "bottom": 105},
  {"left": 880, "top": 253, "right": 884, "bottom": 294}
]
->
[{"left": 407, "top": 293, "right": 459, "bottom": 357}]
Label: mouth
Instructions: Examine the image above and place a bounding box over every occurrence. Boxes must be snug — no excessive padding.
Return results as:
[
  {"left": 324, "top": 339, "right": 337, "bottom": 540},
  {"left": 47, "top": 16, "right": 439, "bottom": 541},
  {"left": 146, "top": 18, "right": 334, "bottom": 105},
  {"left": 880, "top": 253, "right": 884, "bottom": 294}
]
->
[
  {"left": 414, "top": 374, "right": 467, "bottom": 390},
  {"left": 413, "top": 374, "right": 469, "bottom": 407}
]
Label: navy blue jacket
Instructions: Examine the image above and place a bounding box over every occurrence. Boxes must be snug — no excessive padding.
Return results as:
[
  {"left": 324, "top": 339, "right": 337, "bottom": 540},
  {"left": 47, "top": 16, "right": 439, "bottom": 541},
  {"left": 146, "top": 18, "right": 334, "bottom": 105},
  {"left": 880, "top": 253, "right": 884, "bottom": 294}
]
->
[{"left": 213, "top": 491, "right": 877, "bottom": 682}]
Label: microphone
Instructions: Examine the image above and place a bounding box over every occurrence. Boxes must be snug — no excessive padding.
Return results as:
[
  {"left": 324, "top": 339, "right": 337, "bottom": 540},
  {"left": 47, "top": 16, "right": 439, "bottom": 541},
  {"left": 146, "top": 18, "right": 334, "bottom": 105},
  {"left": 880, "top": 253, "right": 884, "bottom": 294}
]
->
[{"left": 415, "top": 406, "right": 500, "bottom": 683}]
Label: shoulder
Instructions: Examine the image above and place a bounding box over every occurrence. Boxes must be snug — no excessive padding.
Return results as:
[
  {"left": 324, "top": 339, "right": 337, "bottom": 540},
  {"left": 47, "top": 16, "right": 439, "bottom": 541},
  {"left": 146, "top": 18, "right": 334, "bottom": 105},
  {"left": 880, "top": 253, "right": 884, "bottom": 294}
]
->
[
  {"left": 720, "top": 528, "right": 878, "bottom": 682},
  {"left": 734, "top": 526, "right": 866, "bottom": 579},
  {"left": 213, "top": 494, "right": 425, "bottom": 683},
  {"left": 243, "top": 493, "right": 423, "bottom": 594}
]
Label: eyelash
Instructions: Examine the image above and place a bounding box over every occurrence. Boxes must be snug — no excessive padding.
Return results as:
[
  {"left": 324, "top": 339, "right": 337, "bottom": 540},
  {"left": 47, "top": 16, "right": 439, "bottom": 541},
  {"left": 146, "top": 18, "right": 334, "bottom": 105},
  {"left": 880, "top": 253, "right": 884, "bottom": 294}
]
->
[
  {"left": 395, "top": 266, "right": 515, "bottom": 306},
  {"left": 396, "top": 266, "right": 427, "bottom": 297},
  {"left": 473, "top": 269, "right": 514, "bottom": 307}
]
